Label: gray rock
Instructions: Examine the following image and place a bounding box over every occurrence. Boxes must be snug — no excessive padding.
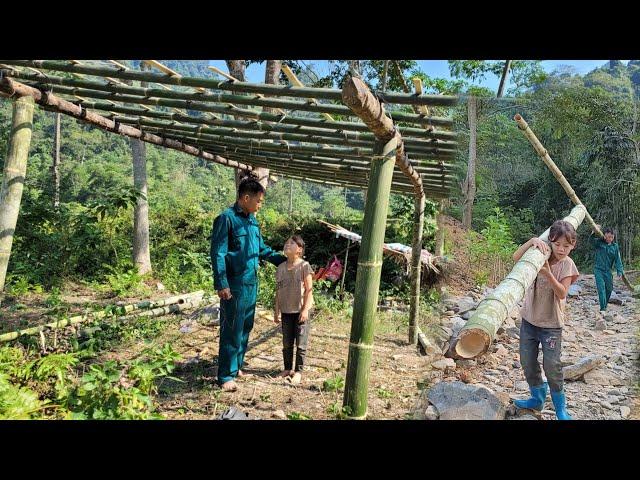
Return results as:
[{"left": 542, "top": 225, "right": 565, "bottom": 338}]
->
[
  {"left": 583, "top": 369, "right": 611, "bottom": 386},
  {"left": 600, "top": 401, "right": 614, "bottom": 410},
  {"left": 568, "top": 284, "right": 582, "bottom": 297},
  {"left": 507, "top": 327, "right": 520, "bottom": 339},
  {"left": 454, "top": 296, "right": 476, "bottom": 314},
  {"left": 620, "top": 406, "right": 631, "bottom": 418},
  {"left": 431, "top": 358, "right": 456, "bottom": 371},
  {"left": 513, "top": 361, "right": 521, "bottom": 369},
  {"left": 456, "top": 359, "right": 477, "bottom": 368},
  {"left": 424, "top": 405, "right": 439, "bottom": 420},
  {"left": 608, "top": 291, "right": 624, "bottom": 305},
  {"left": 515, "top": 381, "right": 529, "bottom": 391},
  {"left": 426, "top": 381, "right": 508, "bottom": 420},
  {"left": 594, "top": 319, "right": 606, "bottom": 331}
]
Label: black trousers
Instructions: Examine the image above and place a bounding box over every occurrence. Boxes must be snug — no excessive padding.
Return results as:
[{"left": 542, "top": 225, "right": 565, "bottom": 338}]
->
[{"left": 281, "top": 312, "right": 310, "bottom": 372}]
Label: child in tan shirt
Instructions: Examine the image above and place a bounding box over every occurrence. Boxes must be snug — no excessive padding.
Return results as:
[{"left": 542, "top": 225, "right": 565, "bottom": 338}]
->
[
  {"left": 511, "top": 220, "right": 579, "bottom": 420},
  {"left": 274, "top": 235, "right": 314, "bottom": 385}
]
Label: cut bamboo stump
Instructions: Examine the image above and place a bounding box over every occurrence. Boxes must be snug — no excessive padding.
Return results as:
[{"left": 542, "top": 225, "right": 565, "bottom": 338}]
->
[
  {"left": 455, "top": 204, "right": 587, "bottom": 359},
  {"left": 514, "top": 113, "right": 634, "bottom": 292},
  {"left": 563, "top": 354, "right": 604, "bottom": 381}
]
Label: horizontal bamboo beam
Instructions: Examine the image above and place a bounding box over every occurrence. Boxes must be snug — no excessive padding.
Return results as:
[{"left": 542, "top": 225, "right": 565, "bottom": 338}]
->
[
  {"left": 1, "top": 60, "right": 458, "bottom": 106},
  {"left": 10, "top": 72, "right": 456, "bottom": 128},
  {"left": 222, "top": 152, "right": 456, "bottom": 190},
  {"left": 108, "top": 114, "right": 457, "bottom": 151},
  {"left": 66, "top": 98, "right": 457, "bottom": 140},
  {"left": 0, "top": 77, "right": 253, "bottom": 172}
]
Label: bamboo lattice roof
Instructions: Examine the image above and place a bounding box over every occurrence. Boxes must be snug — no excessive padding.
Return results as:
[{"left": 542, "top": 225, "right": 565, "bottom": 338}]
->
[{"left": 0, "top": 60, "right": 459, "bottom": 197}]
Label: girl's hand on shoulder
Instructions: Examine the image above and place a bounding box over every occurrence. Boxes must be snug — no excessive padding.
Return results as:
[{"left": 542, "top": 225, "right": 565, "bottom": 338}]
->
[
  {"left": 539, "top": 259, "right": 552, "bottom": 277},
  {"left": 530, "top": 238, "right": 549, "bottom": 255},
  {"left": 299, "top": 310, "right": 309, "bottom": 324}
]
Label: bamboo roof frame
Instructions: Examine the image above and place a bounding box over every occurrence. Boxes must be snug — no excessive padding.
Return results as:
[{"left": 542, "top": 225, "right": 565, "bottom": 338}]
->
[{"left": 0, "top": 60, "right": 460, "bottom": 197}]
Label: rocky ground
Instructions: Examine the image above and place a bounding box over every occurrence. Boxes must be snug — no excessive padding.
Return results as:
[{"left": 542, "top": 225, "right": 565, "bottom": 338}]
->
[{"left": 415, "top": 274, "right": 639, "bottom": 420}]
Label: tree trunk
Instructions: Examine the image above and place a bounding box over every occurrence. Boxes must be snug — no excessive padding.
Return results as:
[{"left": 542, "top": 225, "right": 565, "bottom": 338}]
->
[
  {"left": 130, "top": 62, "right": 152, "bottom": 275},
  {"left": 435, "top": 200, "right": 447, "bottom": 256},
  {"left": 408, "top": 193, "right": 426, "bottom": 345},
  {"left": 462, "top": 96, "right": 477, "bottom": 229},
  {"left": 381, "top": 60, "right": 390, "bottom": 92},
  {"left": 496, "top": 60, "right": 512, "bottom": 98},
  {"left": 455, "top": 205, "right": 587, "bottom": 359},
  {"left": 226, "top": 60, "right": 251, "bottom": 190},
  {"left": 0, "top": 96, "right": 35, "bottom": 295},
  {"left": 52, "top": 112, "right": 61, "bottom": 208}
]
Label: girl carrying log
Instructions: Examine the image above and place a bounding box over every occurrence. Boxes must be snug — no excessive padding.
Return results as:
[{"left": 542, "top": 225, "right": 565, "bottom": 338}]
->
[
  {"left": 273, "top": 235, "right": 314, "bottom": 385},
  {"left": 511, "top": 220, "right": 580, "bottom": 420},
  {"left": 590, "top": 225, "right": 624, "bottom": 315}
]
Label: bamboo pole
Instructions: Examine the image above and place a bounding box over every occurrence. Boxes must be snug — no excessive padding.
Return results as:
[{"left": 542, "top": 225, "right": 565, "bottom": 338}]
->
[
  {"left": 10, "top": 75, "right": 455, "bottom": 128},
  {"left": 109, "top": 114, "right": 457, "bottom": 152},
  {"left": 0, "top": 95, "right": 34, "bottom": 295},
  {"left": 73, "top": 99, "right": 458, "bottom": 142},
  {"left": 343, "top": 136, "right": 398, "bottom": 419},
  {"left": 455, "top": 204, "right": 587, "bottom": 358},
  {"left": 408, "top": 193, "right": 426, "bottom": 345},
  {"left": 0, "top": 77, "right": 253, "bottom": 172},
  {"left": 0, "top": 291, "right": 206, "bottom": 342},
  {"left": 1, "top": 60, "right": 458, "bottom": 106},
  {"left": 514, "top": 113, "right": 635, "bottom": 291}
]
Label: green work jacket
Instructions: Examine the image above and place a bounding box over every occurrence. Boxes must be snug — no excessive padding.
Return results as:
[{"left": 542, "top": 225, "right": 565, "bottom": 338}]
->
[
  {"left": 590, "top": 234, "right": 624, "bottom": 275},
  {"left": 211, "top": 202, "right": 286, "bottom": 290}
]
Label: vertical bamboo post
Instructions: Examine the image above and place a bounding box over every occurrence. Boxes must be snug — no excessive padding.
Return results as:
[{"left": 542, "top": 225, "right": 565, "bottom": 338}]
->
[
  {"left": 0, "top": 95, "right": 35, "bottom": 294},
  {"left": 340, "top": 239, "right": 351, "bottom": 298},
  {"left": 52, "top": 112, "right": 61, "bottom": 209},
  {"left": 408, "top": 193, "right": 425, "bottom": 345},
  {"left": 289, "top": 179, "right": 293, "bottom": 214},
  {"left": 435, "top": 200, "right": 446, "bottom": 256},
  {"left": 342, "top": 136, "right": 398, "bottom": 419}
]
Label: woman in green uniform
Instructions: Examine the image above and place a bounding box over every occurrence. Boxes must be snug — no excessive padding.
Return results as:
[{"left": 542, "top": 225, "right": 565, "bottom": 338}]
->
[{"left": 591, "top": 225, "right": 624, "bottom": 313}]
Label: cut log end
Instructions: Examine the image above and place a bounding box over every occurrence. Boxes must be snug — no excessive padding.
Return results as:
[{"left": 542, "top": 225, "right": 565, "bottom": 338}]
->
[
  {"left": 514, "top": 114, "right": 522, "bottom": 121},
  {"left": 455, "top": 328, "right": 490, "bottom": 358}
]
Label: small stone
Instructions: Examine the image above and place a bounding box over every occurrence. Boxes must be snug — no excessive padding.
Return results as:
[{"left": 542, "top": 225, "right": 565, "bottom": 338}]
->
[
  {"left": 461, "top": 310, "right": 475, "bottom": 321},
  {"left": 445, "top": 310, "right": 455, "bottom": 316},
  {"left": 513, "top": 361, "right": 521, "bottom": 369},
  {"left": 507, "top": 327, "right": 520, "bottom": 339},
  {"left": 620, "top": 406, "right": 631, "bottom": 418},
  {"left": 457, "top": 359, "right": 476, "bottom": 368},
  {"left": 594, "top": 319, "right": 606, "bottom": 331},
  {"left": 431, "top": 358, "right": 456, "bottom": 371},
  {"left": 600, "top": 401, "right": 614, "bottom": 410},
  {"left": 583, "top": 369, "right": 611, "bottom": 386},
  {"left": 392, "top": 354, "right": 404, "bottom": 361},
  {"left": 272, "top": 410, "right": 287, "bottom": 420},
  {"left": 563, "top": 331, "right": 577, "bottom": 342},
  {"left": 515, "top": 381, "right": 529, "bottom": 391},
  {"left": 424, "top": 405, "right": 439, "bottom": 420},
  {"left": 156, "top": 282, "right": 166, "bottom": 291},
  {"left": 494, "top": 344, "right": 508, "bottom": 358},
  {"left": 602, "top": 329, "right": 616, "bottom": 335}
]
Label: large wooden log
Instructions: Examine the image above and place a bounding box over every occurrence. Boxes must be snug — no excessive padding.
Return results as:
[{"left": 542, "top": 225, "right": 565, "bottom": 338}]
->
[
  {"left": 514, "top": 113, "right": 634, "bottom": 291},
  {"left": 0, "top": 60, "right": 458, "bottom": 106},
  {"left": 455, "top": 204, "right": 587, "bottom": 358},
  {"left": 0, "top": 77, "right": 252, "bottom": 172},
  {"left": 0, "top": 95, "right": 34, "bottom": 295}
]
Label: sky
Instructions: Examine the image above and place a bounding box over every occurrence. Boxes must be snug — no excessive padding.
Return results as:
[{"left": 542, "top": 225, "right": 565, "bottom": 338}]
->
[{"left": 208, "top": 60, "right": 629, "bottom": 92}]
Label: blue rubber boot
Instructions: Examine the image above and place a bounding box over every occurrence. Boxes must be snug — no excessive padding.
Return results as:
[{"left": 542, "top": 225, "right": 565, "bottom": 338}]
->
[
  {"left": 550, "top": 389, "right": 573, "bottom": 420},
  {"left": 514, "top": 382, "right": 548, "bottom": 411}
]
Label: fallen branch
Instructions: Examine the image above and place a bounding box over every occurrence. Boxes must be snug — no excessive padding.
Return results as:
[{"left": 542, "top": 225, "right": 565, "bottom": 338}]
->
[{"left": 562, "top": 354, "right": 605, "bottom": 381}]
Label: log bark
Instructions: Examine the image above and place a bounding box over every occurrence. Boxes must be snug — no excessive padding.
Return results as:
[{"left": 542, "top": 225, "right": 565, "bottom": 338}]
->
[
  {"left": 131, "top": 62, "right": 152, "bottom": 275},
  {"left": 225, "top": 60, "right": 252, "bottom": 190},
  {"left": 455, "top": 204, "right": 587, "bottom": 359},
  {"left": 462, "top": 96, "right": 477, "bottom": 229},
  {"left": 343, "top": 137, "right": 398, "bottom": 419},
  {"left": 0, "top": 95, "right": 34, "bottom": 295},
  {"left": 408, "top": 193, "right": 425, "bottom": 345},
  {"left": 563, "top": 354, "right": 604, "bottom": 381},
  {"left": 514, "top": 113, "right": 634, "bottom": 291}
]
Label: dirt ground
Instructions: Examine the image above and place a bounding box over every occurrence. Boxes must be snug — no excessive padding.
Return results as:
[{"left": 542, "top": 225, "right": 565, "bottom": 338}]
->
[{"left": 109, "top": 307, "right": 434, "bottom": 420}]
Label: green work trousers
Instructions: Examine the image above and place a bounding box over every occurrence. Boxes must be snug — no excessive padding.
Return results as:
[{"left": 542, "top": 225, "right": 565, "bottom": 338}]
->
[{"left": 594, "top": 268, "right": 613, "bottom": 312}]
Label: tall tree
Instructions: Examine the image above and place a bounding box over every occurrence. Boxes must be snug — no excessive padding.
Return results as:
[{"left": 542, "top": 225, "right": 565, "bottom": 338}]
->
[
  {"left": 130, "top": 62, "right": 152, "bottom": 275},
  {"left": 496, "top": 60, "right": 512, "bottom": 98},
  {"left": 462, "top": 96, "right": 477, "bottom": 229},
  {"left": 254, "top": 60, "right": 283, "bottom": 190},
  {"left": 52, "top": 112, "right": 61, "bottom": 209}
]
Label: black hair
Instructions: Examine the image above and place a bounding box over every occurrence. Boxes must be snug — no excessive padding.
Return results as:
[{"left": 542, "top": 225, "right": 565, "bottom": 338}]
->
[
  {"left": 603, "top": 227, "right": 616, "bottom": 240},
  {"left": 238, "top": 177, "right": 265, "bottom": 198},
  {"left": 548, "top": 220, "right": 577, "bottom": 245},
  {"left": 288, "top": 234, "right": 305, "bottom": 255}
]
